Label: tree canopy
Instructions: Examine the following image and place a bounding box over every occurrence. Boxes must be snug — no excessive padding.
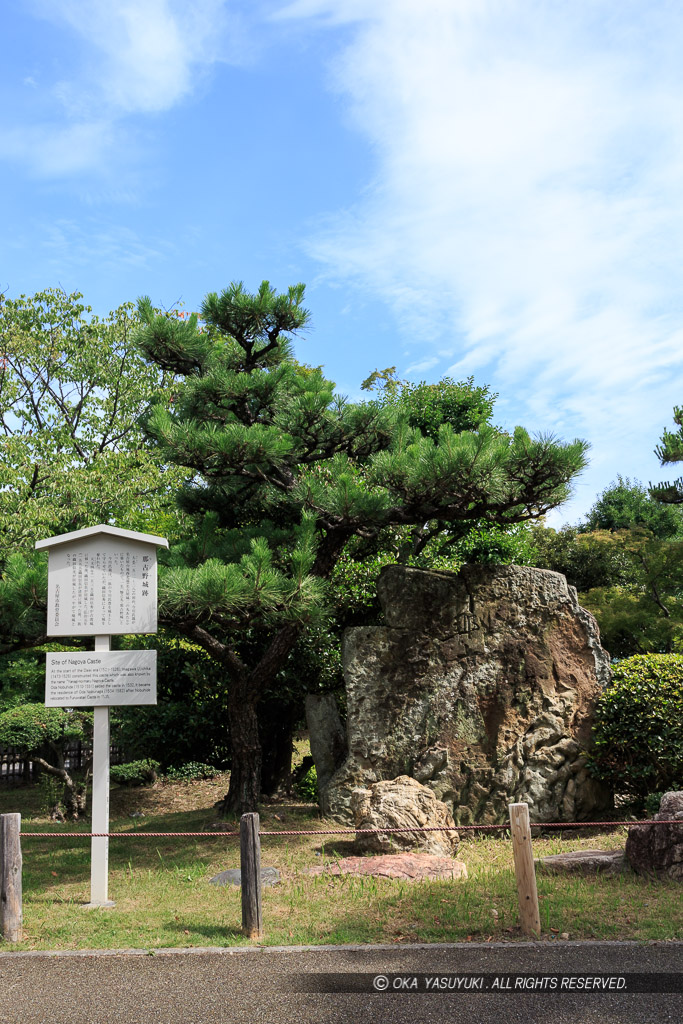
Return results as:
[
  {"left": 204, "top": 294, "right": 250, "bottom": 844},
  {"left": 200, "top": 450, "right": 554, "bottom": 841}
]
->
[
  {"left": 0, "top": 288, "right": 188, "bottom": 656},
  {"left": 531, "top": 478, "right": 683, "bottom": 656},
  {"left": 0, "top": 288, "right": 185, "bottom": 549},
  {"left": 652, "top": 406, "right": 683, "bottom": 504},
  {"left": 583, "top": 475, "right": 683, "bottom": 538},
  {"left": 0, "top": 703, "right": 92, "bottom": 818}
]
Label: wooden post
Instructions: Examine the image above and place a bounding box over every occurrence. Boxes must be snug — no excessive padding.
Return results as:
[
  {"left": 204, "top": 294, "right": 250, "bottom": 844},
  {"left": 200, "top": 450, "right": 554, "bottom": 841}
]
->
[
  {"left": 240, "top": 812, "right": 263, "bottom": 940},
  {"left": 0, "top": 813, "right": 22, "bottom": 942},
  {"left": 509, "top": 802, "right": 541, "bottom": 937}
]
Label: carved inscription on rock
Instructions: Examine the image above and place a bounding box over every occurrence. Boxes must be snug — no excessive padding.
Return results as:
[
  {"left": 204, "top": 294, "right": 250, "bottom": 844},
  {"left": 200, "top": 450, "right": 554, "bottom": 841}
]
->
[{"left": 457, "top": 611, "right": 480, "bottom": 635}]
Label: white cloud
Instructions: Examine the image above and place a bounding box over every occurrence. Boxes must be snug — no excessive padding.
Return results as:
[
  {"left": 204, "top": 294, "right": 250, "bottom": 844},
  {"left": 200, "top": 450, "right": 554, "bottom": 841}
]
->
[
  {"left": 3, "top": 0, "right": 233, "bottom": 176},
  {"left": 280, "top": 0, "right": 683, "bottom": 520},
  {"left": 46, "top": 0, "right": 227, "bottom": 115}
]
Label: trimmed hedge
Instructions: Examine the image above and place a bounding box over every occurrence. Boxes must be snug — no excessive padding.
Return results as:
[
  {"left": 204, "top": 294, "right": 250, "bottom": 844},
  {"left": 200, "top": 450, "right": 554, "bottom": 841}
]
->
[
  {"left": 163, "top": 762, "right": 219, "bottom": 782},
  {"left": 110, "top": 759, "right": 160, "bottom": 787},
  {"left": 586, "top": 653, "right": 683, "bottom": 802}
]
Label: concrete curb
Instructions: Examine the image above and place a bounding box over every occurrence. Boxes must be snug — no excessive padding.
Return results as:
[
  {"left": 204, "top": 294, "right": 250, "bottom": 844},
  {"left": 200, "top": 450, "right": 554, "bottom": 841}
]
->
[{"left": 1, "top": 939, "right": 681, "bottom": 959}]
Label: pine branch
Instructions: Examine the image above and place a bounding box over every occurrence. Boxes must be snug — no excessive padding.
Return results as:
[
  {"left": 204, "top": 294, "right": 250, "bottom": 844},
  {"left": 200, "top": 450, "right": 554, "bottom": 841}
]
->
[{"left": 183, "top": 623, "right": 247, "bottom": 679}]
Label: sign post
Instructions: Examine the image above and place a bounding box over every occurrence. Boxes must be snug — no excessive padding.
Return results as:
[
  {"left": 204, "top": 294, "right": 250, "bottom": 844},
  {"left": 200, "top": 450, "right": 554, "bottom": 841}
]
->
[
  {"left": 36, "top": 525, "right": 168, "bottom": 908},
  {"left": 91, "top": 637, "right": 111, "bottom": 906}
]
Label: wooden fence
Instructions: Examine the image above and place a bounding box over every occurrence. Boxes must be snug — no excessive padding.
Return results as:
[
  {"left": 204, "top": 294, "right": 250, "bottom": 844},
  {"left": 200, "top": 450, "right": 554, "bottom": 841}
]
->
[
  {"left": 0, "top": 805, "right": 544, "bottom": 944},
  {"left": 0, "top": 744, "right": 124, "bottom": 785}
]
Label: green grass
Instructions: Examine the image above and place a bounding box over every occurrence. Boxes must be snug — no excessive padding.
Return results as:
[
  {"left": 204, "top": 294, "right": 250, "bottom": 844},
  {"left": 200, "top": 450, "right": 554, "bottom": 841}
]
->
[{"left": 1, "top": 775, "right": 681, "bottom": 952}]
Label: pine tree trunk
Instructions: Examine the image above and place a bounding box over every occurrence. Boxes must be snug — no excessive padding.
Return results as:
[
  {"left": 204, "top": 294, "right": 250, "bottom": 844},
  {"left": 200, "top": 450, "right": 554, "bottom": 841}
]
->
[
  {"left": 222, "top": 691, "right": 262, "bottom": 815},
  {"left": 192, "top": 623, "right": 304, "bottom": 816},
  {"left": 259, "top": 699, "right": 299, "bottom": 797}
]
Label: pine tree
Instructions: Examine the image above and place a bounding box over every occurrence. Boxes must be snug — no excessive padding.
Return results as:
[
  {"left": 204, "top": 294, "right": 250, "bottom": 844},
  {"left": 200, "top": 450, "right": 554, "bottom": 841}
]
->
[
  {"left": 652, "top": 406, "right": 683, "bottom": 504},
  {"left": 137, "top": 280, "right": 589, "bottom": 813}
]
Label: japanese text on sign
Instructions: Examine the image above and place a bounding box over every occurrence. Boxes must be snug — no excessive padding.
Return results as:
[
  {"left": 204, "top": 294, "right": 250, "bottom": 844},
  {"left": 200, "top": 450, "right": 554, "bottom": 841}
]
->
[{"left": 46, "top": 536, "right": 158, "bottom": 636}]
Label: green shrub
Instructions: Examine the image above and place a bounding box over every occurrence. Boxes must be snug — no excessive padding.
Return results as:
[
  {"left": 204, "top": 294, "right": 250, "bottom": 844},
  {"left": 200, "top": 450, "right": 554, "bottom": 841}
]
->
[
  {"left": 293, "top": 763, "right": 318, "bottom": 802},
  {"left": 110, "top": 759, "right": 160, "bottom": 787},
  {"left": 163, "top": 762, "right": 219, "bottom": 782},
  {"left": 0, "top": 703, "right": 90, "bottom": 751},
  {"left": 586, "top": 654, "right": 683, "bottom": 803},
  {"left": 644, "top": 791, "right": 667, "bottom": 817}
]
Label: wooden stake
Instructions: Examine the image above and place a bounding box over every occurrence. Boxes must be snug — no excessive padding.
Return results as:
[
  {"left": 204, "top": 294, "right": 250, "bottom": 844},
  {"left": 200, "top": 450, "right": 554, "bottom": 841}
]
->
[
  {"left": 0, "top": 813, "right": 22, "bottom": 943},
  {"left": 240, "top": 812, "right": 263, "bottom": 940},
  {"left": 509, "top": 802, "right": 541, "bottom": 937}
]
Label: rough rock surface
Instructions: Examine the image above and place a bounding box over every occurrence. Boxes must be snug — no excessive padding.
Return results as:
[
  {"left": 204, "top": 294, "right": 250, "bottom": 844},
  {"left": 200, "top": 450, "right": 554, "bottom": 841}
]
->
[
  {"left": 351, "top": 776, "right": 459, "bottom": 857},
  {"left": 536, "top": 849, "right": 627, "bottom": 875},
  {"left": 304, "top": 853, "right": 467, "bottom": 881},
  {"left": 305, "top": 693, "right": 347, "bottom": 813},
  {"left": 625, "top": 791, "right": 683, "bottom": 881},
  {"left": 209, "top": 867, "right": 280, "bottom": 887},
  {"left": 324, "top": 564, "right": 612, "bottom": 825}
]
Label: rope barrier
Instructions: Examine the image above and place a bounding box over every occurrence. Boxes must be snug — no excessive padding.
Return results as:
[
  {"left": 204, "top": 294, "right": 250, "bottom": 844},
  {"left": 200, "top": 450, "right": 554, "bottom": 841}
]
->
[{"left": 19, "top": 819, "right": 682, "bottom": 838}]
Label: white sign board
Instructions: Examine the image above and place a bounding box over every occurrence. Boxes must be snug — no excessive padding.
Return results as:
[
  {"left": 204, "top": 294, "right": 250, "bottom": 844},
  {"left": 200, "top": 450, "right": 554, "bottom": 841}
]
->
[
  {"left": 45, "top": 651, "right": 157, "bottom": 707},
  {"left": 44, "top": 535, "right": 159, "bottom": 636}
]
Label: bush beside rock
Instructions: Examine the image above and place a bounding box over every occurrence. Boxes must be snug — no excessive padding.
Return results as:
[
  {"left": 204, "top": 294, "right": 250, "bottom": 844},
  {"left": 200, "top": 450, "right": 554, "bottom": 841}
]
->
[{"left": 587, "top": 654, "right": 683, "bottom": 804}]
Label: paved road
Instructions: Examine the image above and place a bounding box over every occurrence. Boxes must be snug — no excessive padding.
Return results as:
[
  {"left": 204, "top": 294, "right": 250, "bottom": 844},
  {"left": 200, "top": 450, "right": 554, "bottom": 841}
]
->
[{"left": 0, "top": 941, "right": 681, "bottom": 1024}]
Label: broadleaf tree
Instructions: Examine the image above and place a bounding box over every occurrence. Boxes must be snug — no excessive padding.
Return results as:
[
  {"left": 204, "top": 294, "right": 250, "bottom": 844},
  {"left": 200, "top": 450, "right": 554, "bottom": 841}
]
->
[
  {"left": 136, "top": 279, "right": 589, "bottom": 814},
  {"left": 0, "top": 289, "right": 195, "bottom": 784},
  {"left": 530, "top": 479, "right": 683, "bottom": 656},
  {"left": 0, "top": 288, "right": 188, "bottom": 657}
]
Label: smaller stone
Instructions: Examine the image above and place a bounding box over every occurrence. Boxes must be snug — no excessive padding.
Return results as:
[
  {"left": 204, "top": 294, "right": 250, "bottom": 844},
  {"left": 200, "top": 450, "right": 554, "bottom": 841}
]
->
[
  {"left": 304, "top": 852, "right": 467, "bottom": 881},
  {"left": 536, "top": 849, "right": 627, "bottom": 875},
  {"left": 560, "top": 933, "right": 570, "bottom": 940},
  {"left": 209, "top": 867, "right": 280, "bottom": 887},
  {"left": 626, "top": 790, "right": 683, "bottom": 881},
  {"left": 657, "top": 791, "right": 683, "bottom": 819},
  {"left": 352, "top": 776, "right": 459, "bottom": 857}
]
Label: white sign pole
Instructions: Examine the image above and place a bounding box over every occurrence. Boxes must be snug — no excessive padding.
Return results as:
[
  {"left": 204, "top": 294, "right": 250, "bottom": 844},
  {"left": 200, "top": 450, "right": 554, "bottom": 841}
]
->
[
  {"left": 36, "top": 525, "right": 168, "bottom": 911},
  {"left": 88, "top": 635, "right": 114, "bottom": 908}
]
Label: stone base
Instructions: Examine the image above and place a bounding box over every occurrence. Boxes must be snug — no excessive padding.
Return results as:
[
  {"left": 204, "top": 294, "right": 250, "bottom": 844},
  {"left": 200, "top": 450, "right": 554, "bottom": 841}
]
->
[{"left": 305, "top": 853, "right": 468, "bottom": 881}]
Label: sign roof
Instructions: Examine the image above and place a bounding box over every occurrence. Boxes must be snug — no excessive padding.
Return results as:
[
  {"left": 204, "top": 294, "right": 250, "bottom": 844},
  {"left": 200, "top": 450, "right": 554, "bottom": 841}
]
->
[{"left": 35, "top": 524, "right": 169, "bottom": 551}]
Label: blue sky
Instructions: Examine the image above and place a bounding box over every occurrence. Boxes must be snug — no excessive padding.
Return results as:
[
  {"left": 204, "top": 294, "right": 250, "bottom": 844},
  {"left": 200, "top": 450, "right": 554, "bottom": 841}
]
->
[{"left": 3, "top": 0, "right": 683, "bottom": 525}]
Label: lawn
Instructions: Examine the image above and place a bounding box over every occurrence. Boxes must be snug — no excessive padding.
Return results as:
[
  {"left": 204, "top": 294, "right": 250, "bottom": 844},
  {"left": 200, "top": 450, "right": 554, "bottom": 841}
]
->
[{"left": 0, "top": 774, "right": 680, "bottom": 952}]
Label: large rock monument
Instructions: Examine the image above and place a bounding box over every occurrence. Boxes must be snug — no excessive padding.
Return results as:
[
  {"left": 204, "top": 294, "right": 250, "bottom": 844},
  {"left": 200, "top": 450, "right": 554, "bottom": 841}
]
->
[{"left": 322, "top": 564, "right": 612, "bottom": 824}]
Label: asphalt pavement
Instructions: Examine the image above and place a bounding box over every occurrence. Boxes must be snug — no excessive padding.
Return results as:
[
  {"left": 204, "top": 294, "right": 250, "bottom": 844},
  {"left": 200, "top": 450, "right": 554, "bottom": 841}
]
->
[{"left": 0, "top": 940, "right": 681, "bottom": 1024}]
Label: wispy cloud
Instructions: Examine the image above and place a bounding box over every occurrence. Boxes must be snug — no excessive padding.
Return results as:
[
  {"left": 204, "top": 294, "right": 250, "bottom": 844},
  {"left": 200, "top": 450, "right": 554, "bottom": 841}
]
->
[
  {"left": 280, "top": 0, "right": 683, "bottom": 520},
  {"left": 40, "top": 218, "right": 173, "bottom": 272},
  {"left": 46, "top": 0, "right": 228, "bottom": 115},
  {"left": 3, "top": 0, "right": 233, "bottom": 177},
  {"left": 0, "top": 121, "right": 118, "bottom": 177}
]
